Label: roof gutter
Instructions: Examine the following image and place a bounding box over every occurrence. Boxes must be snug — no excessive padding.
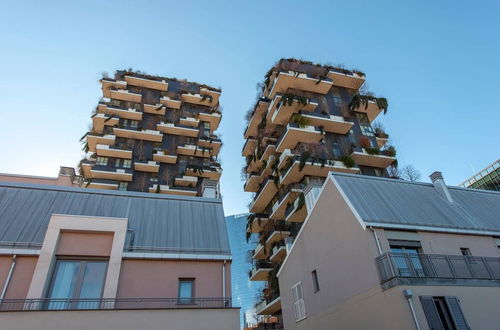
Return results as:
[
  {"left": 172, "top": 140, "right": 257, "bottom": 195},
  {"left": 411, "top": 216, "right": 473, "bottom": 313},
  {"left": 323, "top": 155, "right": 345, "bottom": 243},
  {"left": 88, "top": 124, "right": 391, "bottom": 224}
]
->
[{"left": 365, "top": 222, "right": 500, "bottom": 237}]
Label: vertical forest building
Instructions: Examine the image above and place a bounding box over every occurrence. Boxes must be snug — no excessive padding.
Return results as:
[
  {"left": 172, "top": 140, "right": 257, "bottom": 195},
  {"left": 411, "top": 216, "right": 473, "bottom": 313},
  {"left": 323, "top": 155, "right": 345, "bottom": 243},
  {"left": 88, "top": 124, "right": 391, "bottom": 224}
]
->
[{"left": 80, "top": 70, "right": 223, "bottom": 197}]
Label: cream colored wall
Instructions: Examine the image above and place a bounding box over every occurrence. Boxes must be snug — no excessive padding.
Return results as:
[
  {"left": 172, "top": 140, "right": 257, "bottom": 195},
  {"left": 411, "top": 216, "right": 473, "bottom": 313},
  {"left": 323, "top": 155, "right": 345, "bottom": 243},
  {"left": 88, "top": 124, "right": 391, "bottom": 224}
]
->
[
  {"left": 0, "top": 308, "right": 240, "bottom": 330},
  {"left": 0, "top": 174, "right": 76, "bottom": 186},
  {"left": 1, "top": 256, "right": 38, "bottom": 299},
  {"left": 57, "top": 232, "right": 114, "bottom": 257}
]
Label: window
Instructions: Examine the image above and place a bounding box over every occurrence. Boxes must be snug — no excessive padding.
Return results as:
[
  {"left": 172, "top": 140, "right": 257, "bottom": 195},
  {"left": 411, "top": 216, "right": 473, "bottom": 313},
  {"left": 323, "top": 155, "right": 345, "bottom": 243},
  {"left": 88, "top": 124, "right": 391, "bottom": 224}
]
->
[
  {"left": 115, "top": 159, "right": 121, "bottom": 167},
  {"left": 360, "top": 125, "right": 374, "bottom": 137},
  {"left": 311, "top": 270, "right": 320, "bottom": 293},
  {"left": 291, "top": 281, "right": 306, "bottom": 322},
  {"left": 178, "top": 279, "right": 194, "bottom": 304},
  {"left": 332, "top": 142, "right": 341, "bottom": 159},
  {"left": 118, "top": 182, "right": 128, "bottom": 191},
  {"left": 96, "top": 157, "right": 108, "bottom": 166},
  {"left": 130, "top": 120, "right": 138, "bottom": 128},
  {"left": 47, "top": 260, "right": 107, "bottom": 310},
  {"left": 150, "top": 174, "right": 158, "bottom": 183},
  {"left": 420, "top": 296, "right": 469, "bottom": 330},
  {"left": 374, "top": 168, "right": 382, "bottom": 177},
  {"left": 203, "top": 122, "right": 211, "bottom": 137},
  {"left": 390, "top": 241, "right": 424, "bottom": 277},
  {"left": 348, "top": 130, "right": 356, "bottom": 144},
  {"left": 123, "top": 160, "right": 132, "bottom": 168},
  {"left": 110, "top": 99, "right": 121, "bottom": 107},
  {"left": 460, "top": 248, "right": 471, "bottom": 256},
  {"left": 332, "top": 95, "right": 343, "bottom": 107},
  {"left": 355, "top": 113, "right": 369, "bottom": 123}
]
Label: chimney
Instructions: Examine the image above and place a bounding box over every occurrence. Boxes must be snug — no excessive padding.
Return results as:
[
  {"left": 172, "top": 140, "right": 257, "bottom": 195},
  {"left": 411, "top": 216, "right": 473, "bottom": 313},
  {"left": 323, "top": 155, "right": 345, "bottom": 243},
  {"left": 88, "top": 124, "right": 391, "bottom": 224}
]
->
[{"left": 429, "top": 171, "right": 453, "bottom": 203}]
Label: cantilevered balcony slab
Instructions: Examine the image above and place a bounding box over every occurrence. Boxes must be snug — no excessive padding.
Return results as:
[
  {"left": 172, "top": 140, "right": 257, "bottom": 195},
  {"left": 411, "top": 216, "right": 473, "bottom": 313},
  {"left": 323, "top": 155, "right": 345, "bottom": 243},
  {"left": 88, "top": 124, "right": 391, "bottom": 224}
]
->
[
  {"left": 256, "top": 296, "right": 281, "bottom": 316},
  {"left": 260, "top": 144, "right": 276, "bottom": 162},
  {"left": 181, "top": 93, "right": 215, "bottom": 107},
  {"left": 242, "top": 139, "right": 258, "bottom": 157},
  {"left": 270, "top": 243, "right": 287, "bottom": 263},
  {"left": 177, "top": 144, "right": 211, "bottom": 158},
  {"left": 252, "top": 243, "right": 269, "bottom": 260},
  {"left": 285, "top": 194, "right": 307, "bottom": 223},
  {"left": 86, "top": 134, "right": 116, "bottom": 153},
  {"left": 244, "top": 98, "right": 270, "bottom": 139},
  {"left": 268, "top": 95, "right": 318, "bottom": 125},
  {"left": 246, "top": 158, "right": 262, "bottom": 174},
  {"left": 302, "top": 113, "right": 353, "bottom": 134},
  {"left": 157, "top": 122, "right": 199, "bottom": 137},
  {"left": 149, "top": 184, "right": 197, "bottom": 196},
  {"left": 198, "top": 137, "right": 222, "bottom": 155},
  {"left": 86, "top": 179, "right": 119, "bottom": 190},
  {"left": 198, "top": 111, "right": 222, "bottom": 131},
  {"left": 124, "top": 75, "right": 168, "bottom": 91},
  {"left": 159, "top": 96, "right": 181, "bottom": 109},
  {"left": 91, "top": 114, "right": 119, "bottom": 134},
  {"left": 265, "top": 227, "right": 290, "bottom": 248},
  {"left": 280, "top": 158, "right": 360, "bottom": 185},
  {"left": 351, "top": 149, "right": 396, "bottom": 168},
  {"left": 114, "top": 128, "right": 163, "bottom": 142},
  {"left": 249, "top": 263, "right": 273, "bottom": 281},
  {"left": 134, "top": 161, "right": 160, "bottom": 173},
  {"left": 143, "top": 104, "right": 166, "bottom": 115},
  {"left": 244, "top": 173, "right": 264, "bottom": 192},
  {"left": 90, "top": 167, "right": 133, "bottom": 182},
  {"left": 353, "top": 100, "right": 382, "bottom": 123},
  {"left": 97, "top": 104, "right": 142, "bottom": 121},
  {"left": 110, "top": 89, "right": 142, "bottom": 103},
  {"left": 275, "top": 124, "right": 323, "bottom": 153},
  {"left": 267, "top": 71, "right": 333, "bottom": 99},
  {"left": 269, "top": 186, "right": 303, "bottom": 220},
  {"left": 246, "top": 215, "right": 269, "bottom": 234},
  {"left": 101, "top": 79, "right": 127, "bottom": 98},
  {"left": 249, "top": 178, "right": 278, "bottom": 213},
  {"left": 175, "top": 175, "right": 198, "bottom": 187},
  {"left": 327, "top": 69, "right": 365, "bottom": 90},
  {"left": 96, "top": 144, "right": 132, "bottom": 159},
  {"left": 179, "top": 117, "right": 200, "bottom": 127},
  {"left": 200, "top": 88, "right": 221, "bottom": 105},
  {"left": 185, "top": 167, "right": 222, "bottom": 180},
  {"left": 152, "top": 151, "right": 177, "bottom": 164}
]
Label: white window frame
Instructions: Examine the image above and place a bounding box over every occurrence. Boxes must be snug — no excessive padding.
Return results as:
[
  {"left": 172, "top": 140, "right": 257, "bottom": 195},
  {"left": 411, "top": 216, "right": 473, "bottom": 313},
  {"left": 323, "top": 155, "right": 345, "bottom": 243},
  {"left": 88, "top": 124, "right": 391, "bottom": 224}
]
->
[{"left": 292, "top": 281, "right": 306, "bottom": 322}]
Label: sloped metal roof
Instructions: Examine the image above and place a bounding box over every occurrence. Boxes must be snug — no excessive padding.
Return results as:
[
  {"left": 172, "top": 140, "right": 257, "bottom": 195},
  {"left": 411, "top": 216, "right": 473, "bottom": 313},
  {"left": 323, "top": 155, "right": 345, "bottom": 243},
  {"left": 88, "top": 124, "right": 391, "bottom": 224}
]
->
[
  {"left": 331, "top": 173, "right": 500, "bottom": 234},
  {"left": 0, "top": 182, "right": 230, "bottom": 255}
]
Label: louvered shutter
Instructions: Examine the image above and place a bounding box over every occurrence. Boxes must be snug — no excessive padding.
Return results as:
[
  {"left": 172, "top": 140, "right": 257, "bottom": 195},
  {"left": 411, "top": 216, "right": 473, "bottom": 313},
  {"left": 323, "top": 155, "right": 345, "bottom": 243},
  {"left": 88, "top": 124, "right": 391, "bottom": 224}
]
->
[
  {"left": 419, "top": 296, "right": 444, "bottom": 330},
  {"left": 445, "top": 297, "right": 470, "bottom": 330}
]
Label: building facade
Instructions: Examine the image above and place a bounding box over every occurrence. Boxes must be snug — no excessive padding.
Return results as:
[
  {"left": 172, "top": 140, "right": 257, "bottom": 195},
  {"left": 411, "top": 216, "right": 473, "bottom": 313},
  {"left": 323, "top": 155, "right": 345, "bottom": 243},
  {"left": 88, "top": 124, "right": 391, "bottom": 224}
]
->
[
  {"left": 80, "top": 70, "right": 223, "bottom": 197},
  {"left": 459, "top": 158, "right": 500, "bottom": 191},
  {"left": 225, "top": 214, "right": 265, "bottom": 328},
  {"left": 0, "top": 182, "right": 238, "bottom": 330},
  {"left": 242, "top": 58, "right": 397, "bottom": 323},
  {"left": 0, "top": 167, "right": 82, "bottom": 187},
  {"left": 278, "top": 171, "right": 500, "bottom": 330}
]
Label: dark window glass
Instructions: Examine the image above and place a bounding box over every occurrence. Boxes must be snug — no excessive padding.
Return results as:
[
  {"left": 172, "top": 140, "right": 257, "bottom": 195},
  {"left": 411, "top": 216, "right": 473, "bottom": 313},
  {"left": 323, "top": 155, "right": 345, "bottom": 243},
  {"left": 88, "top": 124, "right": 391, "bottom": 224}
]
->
[{"left": 311, "top": 270, "right": 320, "bottom": 293}]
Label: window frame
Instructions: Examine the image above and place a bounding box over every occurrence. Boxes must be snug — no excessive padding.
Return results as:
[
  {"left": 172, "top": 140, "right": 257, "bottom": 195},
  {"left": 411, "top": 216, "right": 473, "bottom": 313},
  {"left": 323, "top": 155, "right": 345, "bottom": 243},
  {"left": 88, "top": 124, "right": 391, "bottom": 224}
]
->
[
  {"left": 291, "top": 281, "right": 306, "bottom": 322},
  {"left": 311, "top": 270, "right": 320, "bottom": 293},
  {"left": 96, "top": 157, "right": 108, "bottom": 166},
  {"left": 177, "top": 278, "right": 195, "bottom": 305}
]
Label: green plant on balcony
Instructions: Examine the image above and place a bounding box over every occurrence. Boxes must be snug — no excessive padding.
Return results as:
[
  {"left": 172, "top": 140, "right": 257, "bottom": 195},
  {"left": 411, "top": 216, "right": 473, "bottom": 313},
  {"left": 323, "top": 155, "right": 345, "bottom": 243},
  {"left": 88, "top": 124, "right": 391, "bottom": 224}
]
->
[
  {"left": 365, "top": 147, "right": 380, "bottom": 155},
  {"left": 155, "top": 184, "right": 161, "bottom": 193},
  {"left": 298, "top": 151, "right": 311, "bottom": 171},
  {"left": 358, "top": 136, "right": 371, "bottom": 149},
  {"left": 382, "top": 146, "right": 396, "bottom": 157},
  {"left": 188, "top": 164, "right": 205, "bottom": 175},
  {"left": 297, "top": 193, "right": 305, "bottom": 211},
  {"left": 281, "top": 93, "right": 308, "bottom": 106},
  {"left": 291, "top": 114, "right": 310, "bottom": 128},
  {"left": 374, "top": 127, "right": 389, "bottom": 139},
  {"left": 200, "top": 94, "right": 213, "bottom": 103},
  {"left": 340, "top": 155, "right": 355, "bottom": 168},
  {"left": 315, "top": 75, "right": 328, "bottom": 85},
  {"left": 349, "top": 94, "right": 389, "bottom": 114}
]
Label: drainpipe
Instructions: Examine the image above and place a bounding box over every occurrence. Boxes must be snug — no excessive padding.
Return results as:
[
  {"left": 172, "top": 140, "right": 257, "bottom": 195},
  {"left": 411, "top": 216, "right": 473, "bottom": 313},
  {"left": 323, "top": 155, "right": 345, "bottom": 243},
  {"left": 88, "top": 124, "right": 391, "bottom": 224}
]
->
[
  {"left": 368, "top": 226, "right": 382, "bottom": 255},
  {"left": 404, "top": 290, "right": 421, "bottom": 330},
  {"left": 222, "top": 260, "right": 226, "bottom": 300},
  {"left": 0, "top": 255, "right": 17, "bottom": 300}
]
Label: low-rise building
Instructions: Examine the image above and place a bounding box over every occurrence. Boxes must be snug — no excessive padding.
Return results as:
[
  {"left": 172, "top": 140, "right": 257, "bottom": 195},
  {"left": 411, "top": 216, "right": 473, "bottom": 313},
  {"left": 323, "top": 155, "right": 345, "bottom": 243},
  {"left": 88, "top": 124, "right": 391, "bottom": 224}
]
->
[
  {"left": 0, "top": 181, "right": 239, "bottom": 330},
  {"left": 277, "top": 171, "right": 500, "bottom": 330},
  {"left": 0, "top": 167, "right": 82, "bottom": 187}
]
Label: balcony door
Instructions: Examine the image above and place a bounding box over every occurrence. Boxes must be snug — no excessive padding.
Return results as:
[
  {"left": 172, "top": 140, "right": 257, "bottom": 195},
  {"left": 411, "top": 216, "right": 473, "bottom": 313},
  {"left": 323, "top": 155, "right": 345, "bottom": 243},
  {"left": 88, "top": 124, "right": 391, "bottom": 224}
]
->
[
  {"left": 47, "top": 260, "right": 108, "bottom": 310},
  {"left": 390, "top": 246, "right": 425, "bottom": 277}
]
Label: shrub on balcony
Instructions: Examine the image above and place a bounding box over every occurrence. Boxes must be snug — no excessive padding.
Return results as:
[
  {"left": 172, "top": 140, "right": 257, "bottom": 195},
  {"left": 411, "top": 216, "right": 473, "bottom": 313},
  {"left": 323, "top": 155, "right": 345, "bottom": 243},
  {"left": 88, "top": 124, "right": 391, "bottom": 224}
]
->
[
  {"left": 291, "top": 114, "right": 310, "bottom": 128},
  {"left": 349, "top": 94, "right": 389, "bottom": 114},
  {"left": 358, "top": 136, "right": 371, "bottom": 149},
  {"left": 282, "top": 93, "right": 308, "bottom": 106},
  {"left": 382, "top": 146, "right": 396, "bottom": 157},
  {"left": 365, "top": 147, "right": 380, "bottom": 155},
  {"left": 374, "top": 127, "right": 389, "bottom": 139},
  {"left": 340, "top": 155, "right": 355, "bottom": 168}
]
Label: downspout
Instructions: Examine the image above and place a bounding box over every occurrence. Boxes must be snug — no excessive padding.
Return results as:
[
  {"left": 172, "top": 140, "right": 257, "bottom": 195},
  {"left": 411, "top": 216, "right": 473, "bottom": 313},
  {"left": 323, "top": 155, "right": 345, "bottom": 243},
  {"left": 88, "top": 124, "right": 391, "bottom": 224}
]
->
[
  {"left": 222, "top": 260, "right": 226, "bottom": 300},
  {"left": 368, "top": 226, "right": 382, "bottom": 255},
  {"left": 404, "top": 290, "right": 421, "bottom": 330},
  {"left": 0, "top": 255, "right": 17, "bottom": 300}
]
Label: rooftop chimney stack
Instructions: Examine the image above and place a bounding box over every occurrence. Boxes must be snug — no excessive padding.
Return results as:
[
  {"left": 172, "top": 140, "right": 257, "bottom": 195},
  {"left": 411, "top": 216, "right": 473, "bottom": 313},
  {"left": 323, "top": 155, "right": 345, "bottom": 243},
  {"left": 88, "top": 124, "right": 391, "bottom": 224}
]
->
[{"left": 430, "top": 171, "right": 453, "bottom": 203}]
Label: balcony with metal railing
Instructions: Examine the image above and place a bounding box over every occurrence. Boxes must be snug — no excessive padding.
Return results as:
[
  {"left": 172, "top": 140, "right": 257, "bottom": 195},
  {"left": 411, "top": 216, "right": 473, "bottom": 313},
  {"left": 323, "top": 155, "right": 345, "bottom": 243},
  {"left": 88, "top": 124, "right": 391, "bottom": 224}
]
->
[
  {"left": 376, "top": 252, "right": 500, "bottom": 289},
  {"left": 249, "top": 260, "right": 273, "bottom": 281}
]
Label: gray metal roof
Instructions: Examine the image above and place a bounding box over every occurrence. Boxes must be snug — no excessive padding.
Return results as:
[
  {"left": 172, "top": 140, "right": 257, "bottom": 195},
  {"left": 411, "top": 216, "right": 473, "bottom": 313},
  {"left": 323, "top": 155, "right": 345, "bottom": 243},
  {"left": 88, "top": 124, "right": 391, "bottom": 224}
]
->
[
  {"left": 330, "top": 173, "right": 500, "bottom": 234},
  {"left": 0, "top": 182, "right": 230, "bottom": 255}
]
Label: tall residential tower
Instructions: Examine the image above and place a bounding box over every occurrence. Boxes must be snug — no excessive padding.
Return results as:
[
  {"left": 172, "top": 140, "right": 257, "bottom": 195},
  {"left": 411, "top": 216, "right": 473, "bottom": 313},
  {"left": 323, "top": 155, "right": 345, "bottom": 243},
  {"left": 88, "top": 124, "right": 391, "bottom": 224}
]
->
[
  {"left": 80, "top": 70, "right": 222, "bottom": 197},
  {"left": 242, "top": 59, "right": 397, "bottom": 323}
]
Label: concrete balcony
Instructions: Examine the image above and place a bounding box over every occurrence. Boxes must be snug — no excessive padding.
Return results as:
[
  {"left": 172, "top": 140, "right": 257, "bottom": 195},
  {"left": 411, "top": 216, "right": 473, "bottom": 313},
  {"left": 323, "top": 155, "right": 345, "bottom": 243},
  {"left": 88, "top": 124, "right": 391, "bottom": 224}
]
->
[
  {"left": 185, "top": 166, "right": 222, "bottom": 180},
  {"left": 301, "top": 113, "right": 353, "bottom": 134},
  {"left": 89, "top": 167, "right": 133, "bottom": 182},
  {"left": 124, "top": 75, "right": 168, "bottom": 91},
  {"left": 269, "top": 184, "right": 303, "bottom": 220},
  {"left": 114, "top": 128, "right": 163, "bottom": 142},
  {"left": 97, "top": 104, "right": 142, "bottom": 121},
  {"left": 100, "top": 79, "right": 127, "bottom": 98},
  {"left": 249, "top": 261, "right": 273, "bottom": 281},
  {"left": 86, "top": 134, "right": 116, "bottom": 153},
  {"left": 198, "top": 137, "right": 222, "bottom": 155},
  {"left": 268, "top": 94, "right": 318, "bottom": 125},
  {"left": 256, "top": 294, "right": 281, "bottom": 316},
  {"left": 179, "top": 117, "right": 200, "bottom": 127},
  {"left": 244, "top": 173, "right": 264, "bottom": 192},
  {"left": 267, "top": 71, "right": 333, "bottom": 99},
  {"left": 285, "top": 194, "right": 307, "bottom": 223},
  {"left": 242, "top": 138, "right": 258, "bottom": 157},
  {"left": 265, "top": 224, "right": 291, "bottom": 248},
  {"left": 197, "top": 111, "right": 221, "bottom": 131},
  {"left": 259, "top": 155, "right": 275, "bottom": 178},
  {"left": 152, "top": 150, "right": 177, "bottom": 164},
  {"left": 270, "top": 241, "right": 287, "bottom": 263},
  {"left": 376, "top": 137, "right": 389, "bottom": 148},
  {"left": 91, "top": 113, "right": 119, "bottom": 134},
  {"left": 260, "top": 144, "right": 276, "bottom": 162},
  {"left": 174, "top": 175, "right": 198, "bottom": 187},
  {"left": 246, "top": 158, "right": 262, "bottom": 174},
  {"left": 159, "top": 96, "right": 181, "bottom": 109},
  {"left": 143, "top": 104, "right": 166, "bottom": 115},
  {"left": 275, "top": 123, "right": 323, "bottom": 153},
  {"left": 96, "top": 144, "right": 132, "bottom": 159},
  {"left": 280, "top": 157, "right": 360, "bottom": 185},
  {"left": 157, "top": 122, "right": 199, "bottom": 137},
  {"left": 327, "top": 68, "right": 365, "bottom": 89},
  {"left": 110, "top": 89, "right": 142, "bottom": 103},
  {"left": 353, "top": 100, "right": 382, "bottom": 123},
  {"left": 246, "top": 215, "right": 269, "bottom": 234},
  {"left": 200, "top": 87, "right": 221, "bottom": 105},
  {"left": 177, "top": 144, "right": 211, "bottom": 158},
  {"left": 252, "top": 243, "right": 269, "bottom": 260},
  {"left": 134, "top": 161, "right": 160, "bottom": 173},
  {"left": 181, "top": 93, "right": 215, "bottom": 107},
  {"left": 86, "top": 179, "right": 119, "bottom": 190},
  {"left": 249, "top": 177, "right": 278, "bottom": 213},
  {"left": 351, "top": 148, "right": 396, "bottom": 168},
  {"left": 244, "top": 98, "right": 270, "bottom": 139},
  {"left": 149, "top": 184, "right": 198, "bottom": 196}
]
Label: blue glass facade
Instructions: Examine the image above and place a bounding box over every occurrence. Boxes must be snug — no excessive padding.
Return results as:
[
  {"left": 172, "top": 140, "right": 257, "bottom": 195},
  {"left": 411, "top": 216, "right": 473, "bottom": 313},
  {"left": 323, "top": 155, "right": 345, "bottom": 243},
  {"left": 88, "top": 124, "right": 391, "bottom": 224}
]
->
[{"left": 226, "top": 213, "right": 264, "bottom": 328}]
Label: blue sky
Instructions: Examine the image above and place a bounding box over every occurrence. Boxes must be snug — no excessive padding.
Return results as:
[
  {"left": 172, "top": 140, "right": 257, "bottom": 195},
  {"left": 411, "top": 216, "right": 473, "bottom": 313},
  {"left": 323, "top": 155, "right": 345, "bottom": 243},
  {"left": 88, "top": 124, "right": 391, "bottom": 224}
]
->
[{"left": 0, "top": 0, "right": 498, "bottom": 216}]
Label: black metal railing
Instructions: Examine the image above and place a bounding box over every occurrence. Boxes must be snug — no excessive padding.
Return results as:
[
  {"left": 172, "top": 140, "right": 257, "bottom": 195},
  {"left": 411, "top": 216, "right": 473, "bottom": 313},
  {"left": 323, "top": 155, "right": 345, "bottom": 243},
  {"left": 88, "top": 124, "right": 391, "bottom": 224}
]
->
[
  {"left": 376, "top": 252, "right": 500, "bottom": 283},
  {"left": 0, "top": 297, "right": 232, "bottom": 312},
  {"left": 249, "top": 261, "right": 273, "bottom": 277}
]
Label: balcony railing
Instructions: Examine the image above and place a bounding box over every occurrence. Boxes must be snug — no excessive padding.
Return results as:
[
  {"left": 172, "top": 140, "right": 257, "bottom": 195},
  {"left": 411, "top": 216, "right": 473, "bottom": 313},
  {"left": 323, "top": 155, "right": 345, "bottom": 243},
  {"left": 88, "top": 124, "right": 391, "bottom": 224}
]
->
[
  {"left": 0, "top": 297, "right": 232, "bottom": 312},
  {"left": 376, "top": 252, "right": 500, "bottom": 284}
]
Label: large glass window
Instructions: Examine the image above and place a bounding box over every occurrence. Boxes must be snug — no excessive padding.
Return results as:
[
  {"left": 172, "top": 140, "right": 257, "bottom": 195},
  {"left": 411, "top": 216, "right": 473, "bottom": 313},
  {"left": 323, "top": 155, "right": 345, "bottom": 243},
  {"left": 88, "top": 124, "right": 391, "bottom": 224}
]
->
[
  {"left": 178, "top": 279, "right": 194, "bottom": 304},
  {"left": 96, "top": 157, "right": 108, "bottom": 166},
  {"left": 47, "top": 260, "right": 107, "bottom": 310},
  {"left": 123, "top": 160, "right": 132, "bottom": 168},
  {"left": 390, "top": 245, "right": 425, "bottom": 277}
]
